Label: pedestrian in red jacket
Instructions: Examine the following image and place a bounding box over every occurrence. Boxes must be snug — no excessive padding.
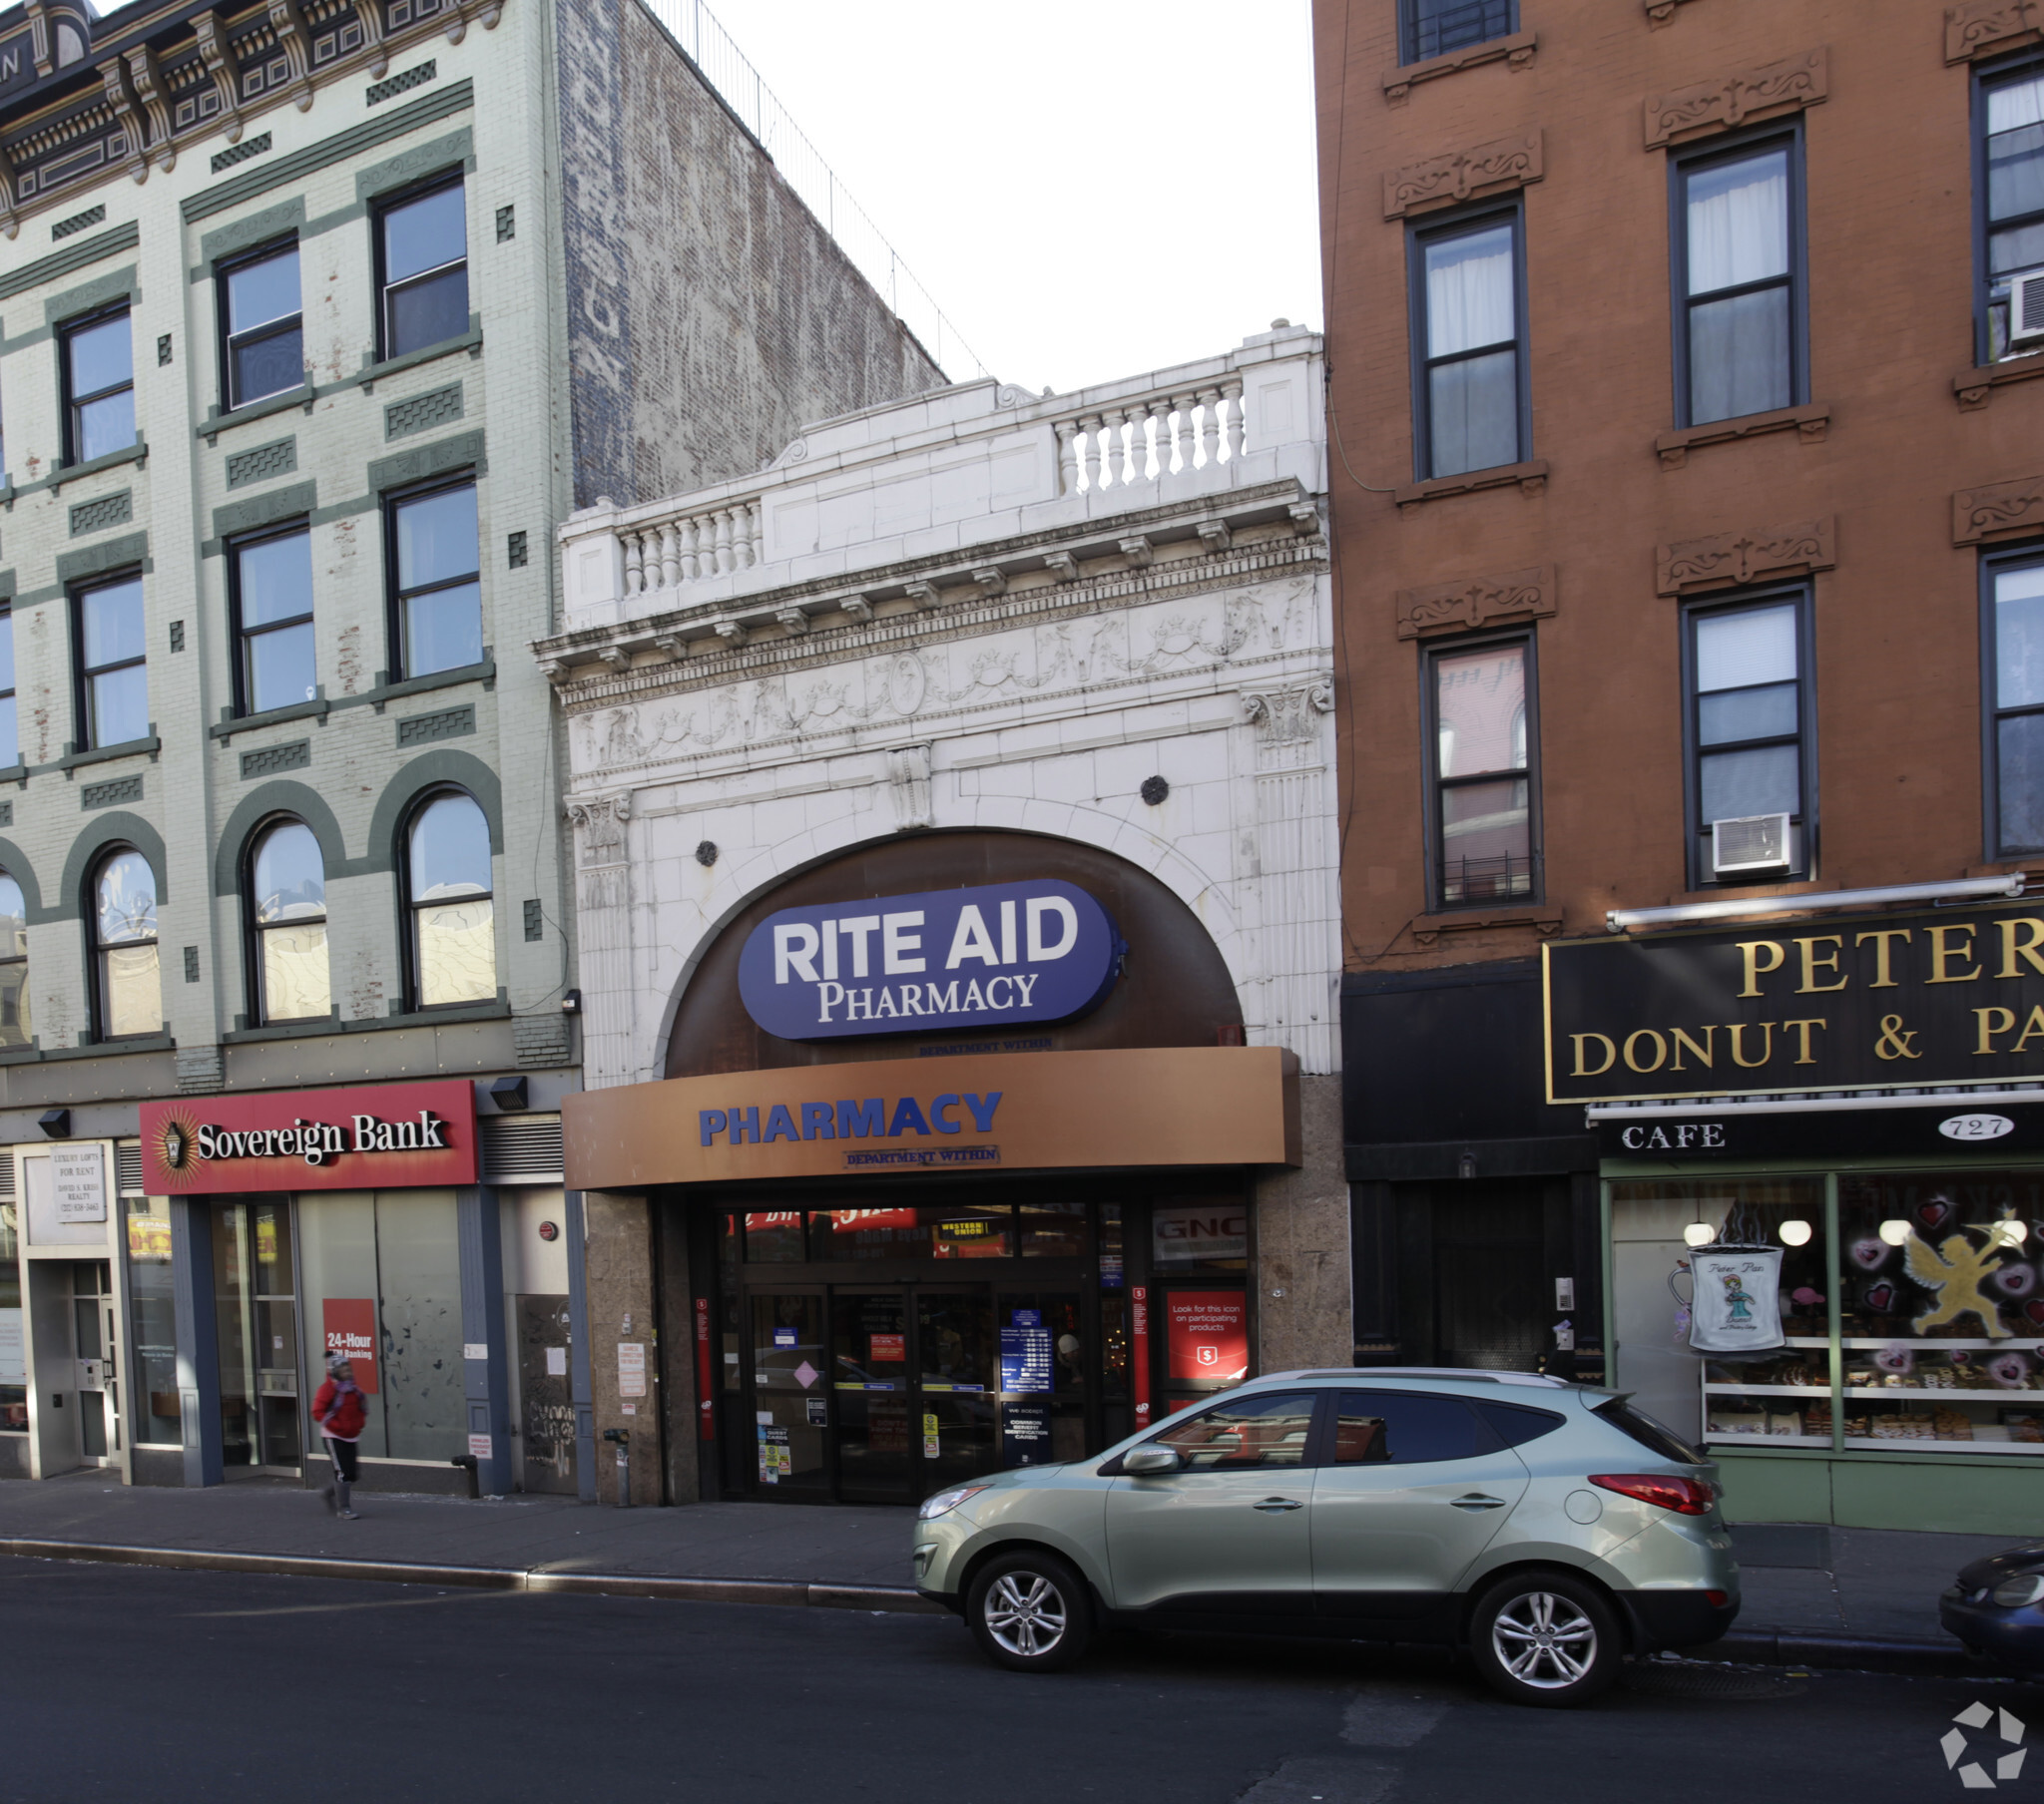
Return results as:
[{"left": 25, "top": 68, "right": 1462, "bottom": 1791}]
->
[{"left": 311, "top": 1354, "right": 367, "bottom": 1519}]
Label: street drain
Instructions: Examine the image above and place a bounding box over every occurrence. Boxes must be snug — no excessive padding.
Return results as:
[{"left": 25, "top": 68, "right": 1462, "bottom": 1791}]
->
[{"left": 1623, "top": 1661, "right": 1807, "bottom": 1700}]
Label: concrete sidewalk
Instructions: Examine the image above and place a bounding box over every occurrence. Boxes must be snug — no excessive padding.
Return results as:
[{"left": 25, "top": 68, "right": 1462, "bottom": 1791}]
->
[{"left": 0, "top": 1472, "right": 2019, "bottom": 1667}]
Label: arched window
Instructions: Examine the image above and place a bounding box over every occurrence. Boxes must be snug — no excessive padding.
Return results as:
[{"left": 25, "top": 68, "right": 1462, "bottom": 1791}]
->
[
  {"left": 93, "top": 848, "right": 159, "bottom": 1039},
  {"left": 406, "top": 790, "right": 494, "bottom": 1007},
  {"left": 0, "top": 871, "right": 29, "bottom": 1048},
  {"left": 251, "top": 819, "right": 328, "bottom": 1023}
]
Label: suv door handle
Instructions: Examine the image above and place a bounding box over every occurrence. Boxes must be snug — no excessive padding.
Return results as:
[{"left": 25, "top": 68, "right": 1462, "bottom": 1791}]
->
[
  {"left": 1450, "top": 1494, "right": 1508, "bottom": 1511},
  {"left": 1253, "top": 1497, "right": 1304, "bottom": 1512}
]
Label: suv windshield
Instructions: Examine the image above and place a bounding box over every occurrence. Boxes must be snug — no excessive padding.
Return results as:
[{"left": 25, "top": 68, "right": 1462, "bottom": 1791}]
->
[{"left": 1595, "top": 1398, "right": 1702, "bottom": 1464}]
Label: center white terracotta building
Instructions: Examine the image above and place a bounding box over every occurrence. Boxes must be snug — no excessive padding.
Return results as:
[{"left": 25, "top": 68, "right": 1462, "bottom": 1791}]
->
[{"left": 534, "top": 327, "right": 1346, "bottom": 1507}]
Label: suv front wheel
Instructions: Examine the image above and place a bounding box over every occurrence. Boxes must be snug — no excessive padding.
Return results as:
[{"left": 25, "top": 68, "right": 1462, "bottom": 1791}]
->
[
  {"left": 965, "top": 1551, "right": 1094, "bottom": 1672},
  {"left": 1468, "top": 1570, "right": 1620, "bottom": 1708}
]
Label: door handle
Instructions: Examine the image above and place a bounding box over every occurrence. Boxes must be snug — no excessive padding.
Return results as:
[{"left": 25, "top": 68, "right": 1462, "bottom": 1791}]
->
[
  {"left": 1450, "top": 1494, "right": 1507, "bottom": 1511},
  {"left": 1253, "top": 1497, "right": 1304, "bottom": 1512}
]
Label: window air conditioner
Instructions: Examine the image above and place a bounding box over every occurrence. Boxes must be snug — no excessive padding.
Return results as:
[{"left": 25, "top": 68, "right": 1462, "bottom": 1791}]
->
[
  {"left": 2011, "top": 270, "right": 2044, "bottom": 348},
  {"left": 1712, "top": 813, "right": 1791, "bottom": 877}
]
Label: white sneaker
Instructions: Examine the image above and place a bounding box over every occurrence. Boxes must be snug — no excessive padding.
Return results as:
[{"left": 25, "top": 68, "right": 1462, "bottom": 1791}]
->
[{"left": 338, "top": 1509, "right": 358, "bottom": 1520}]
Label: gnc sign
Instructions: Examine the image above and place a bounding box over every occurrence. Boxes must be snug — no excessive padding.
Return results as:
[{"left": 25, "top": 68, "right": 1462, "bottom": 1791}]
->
[{"left": 1152, "top": 1203, "right": 1249, "bottom": 1264}]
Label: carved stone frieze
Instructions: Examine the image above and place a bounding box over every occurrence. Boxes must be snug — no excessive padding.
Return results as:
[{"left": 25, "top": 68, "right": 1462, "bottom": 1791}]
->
[
  {"left": 1382, "top": 131, "right": 1543, "bottom": 221},
  {"left": 1946, "top": 0, "right": 2042, "bottom": 64},
  {"left": 1395, "top": 566, "right": 1556, "bottom": 640},
  {"left": 1655, "top": 519, "right": 1835, "bottom": 596},
  {"left": 1644, "top": 47, "right": 1827, "bottom": 149},
  {"left": 1953, "top": 474, "right": 2044, "bottom": 546}
]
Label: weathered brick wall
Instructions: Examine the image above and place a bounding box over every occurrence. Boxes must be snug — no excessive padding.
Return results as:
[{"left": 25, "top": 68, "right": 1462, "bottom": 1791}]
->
[{"left": 554, "top": 0, "right": 945, "bottom": 509}]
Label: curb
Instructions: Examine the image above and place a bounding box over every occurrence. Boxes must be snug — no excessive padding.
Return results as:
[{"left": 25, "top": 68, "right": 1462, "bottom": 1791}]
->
[
  {"left": 0, "top": 1538, "right": 945, "bottom": 1614},
  {"left": 1694, "top": 1626, "right": 1974, "bottom": 1677}
]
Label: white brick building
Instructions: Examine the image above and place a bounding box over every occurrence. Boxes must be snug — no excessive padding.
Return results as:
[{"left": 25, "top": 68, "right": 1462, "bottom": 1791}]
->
[
  {"left": 538, "top": 328, "right": 1352, "bottom": 1507},
  {"left": 0, "top": 0, "right": 939, "bottom": 1497}
]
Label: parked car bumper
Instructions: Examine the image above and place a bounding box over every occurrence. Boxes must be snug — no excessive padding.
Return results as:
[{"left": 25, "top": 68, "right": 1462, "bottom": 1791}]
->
[
  {"left": 1618, "top": 1586, "right": 1741, "bottom": 1652},
  {"left": 1941, "top": 1588, "right": 2044, "bottom": 1669}
]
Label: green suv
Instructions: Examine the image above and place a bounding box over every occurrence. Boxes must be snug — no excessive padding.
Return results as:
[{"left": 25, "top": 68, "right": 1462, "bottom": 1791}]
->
[{"left": 912, "top": 1368, "right": 1739, "bottom": 1706}]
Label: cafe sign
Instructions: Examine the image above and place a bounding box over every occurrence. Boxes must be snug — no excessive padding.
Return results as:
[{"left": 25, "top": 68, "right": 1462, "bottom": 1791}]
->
[
  {"left": 737, "top": 879, "right": 1122, "bottom": 1041},
  {"left": 140, "top": 1081, "right": 477, "bottom": 1193},
  {"left": 1545, "top": 905, "right": 2044, "bottom": 1104}
]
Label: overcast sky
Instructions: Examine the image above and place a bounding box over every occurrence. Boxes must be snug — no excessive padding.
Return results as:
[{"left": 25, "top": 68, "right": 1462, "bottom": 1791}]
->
[{"left": 698, "top": 0, "right": 1322, "bottom": 397}]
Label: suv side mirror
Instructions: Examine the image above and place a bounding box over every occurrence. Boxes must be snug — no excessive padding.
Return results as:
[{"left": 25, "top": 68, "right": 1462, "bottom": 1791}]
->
[{"left": 1124, "top": 1445, "right": 1181, "bottom": 1476}]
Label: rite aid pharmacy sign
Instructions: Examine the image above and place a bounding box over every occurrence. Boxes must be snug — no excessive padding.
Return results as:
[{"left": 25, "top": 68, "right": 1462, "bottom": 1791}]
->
[{"left": 738, "top": 880, "right": 1123, "bottom": 1041}]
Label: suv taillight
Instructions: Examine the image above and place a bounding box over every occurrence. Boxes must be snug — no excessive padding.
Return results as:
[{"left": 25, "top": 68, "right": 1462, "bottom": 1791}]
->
[{"left": 1590, "top": 1473, "right": 1715, "bottom": 1516}]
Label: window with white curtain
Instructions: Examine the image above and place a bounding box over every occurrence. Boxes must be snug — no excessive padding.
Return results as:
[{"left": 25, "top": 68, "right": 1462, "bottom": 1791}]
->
[
  {"left": 1982, "top": 66, "right": 2044, "bottom": 361},
  {"left": 1675, "top": 138, "right": 1802, "bottom": 427},
  {"left": 1425, "top": 636, "right": 1539, "bottom": 908},
  {"left": 1412, "top": 211, "right": 1524, "bottom": 479},
  {"left": 1684, "top": 593, "right": 1812, "bottom": 884}
]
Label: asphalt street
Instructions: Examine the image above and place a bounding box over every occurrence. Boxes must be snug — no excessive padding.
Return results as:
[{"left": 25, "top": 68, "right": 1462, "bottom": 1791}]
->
[{"left": 0, "top": 1559, "right": 2032, "bottom": 1804}]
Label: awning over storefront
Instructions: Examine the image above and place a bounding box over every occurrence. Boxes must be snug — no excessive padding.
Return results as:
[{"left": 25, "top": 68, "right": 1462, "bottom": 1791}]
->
[{"left": 564, "top": 1046, "right": 1301, "bottom": 1189}]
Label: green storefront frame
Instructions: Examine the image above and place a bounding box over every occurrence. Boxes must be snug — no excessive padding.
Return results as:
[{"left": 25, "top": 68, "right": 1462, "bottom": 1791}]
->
[{"left": 1603, "top": 1150, "right": 2044, "bottom": 1536}]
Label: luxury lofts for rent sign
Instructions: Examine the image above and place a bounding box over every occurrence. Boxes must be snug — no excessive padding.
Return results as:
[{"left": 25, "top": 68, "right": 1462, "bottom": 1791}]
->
[
  {"left": 1545, "top": 906, "right": 2044, "bottom": 1104},
  {"left": 140, "top": 1081, "right": 478, "bottom": 1192}
]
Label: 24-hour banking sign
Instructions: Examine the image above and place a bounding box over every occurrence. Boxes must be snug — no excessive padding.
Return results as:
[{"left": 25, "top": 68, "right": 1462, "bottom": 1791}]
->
[
  {"left": 737, "top": 880, "right": 1122, "bottom": 1041},
  {"left": 1545, "top": 906, "right": 2044, "bottom": 1104},
  {"left": 140, "top": 1081, "right": 477, "bottom": 1193}
]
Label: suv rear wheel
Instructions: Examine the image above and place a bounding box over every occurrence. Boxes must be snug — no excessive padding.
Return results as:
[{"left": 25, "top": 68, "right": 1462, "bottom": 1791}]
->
[
  {"left": 1468, "top": 1570, "right": 1620, "bottom": 1708},
  {"left": 965, "top": 1551, "right": 1093, "bottom": 1673}
]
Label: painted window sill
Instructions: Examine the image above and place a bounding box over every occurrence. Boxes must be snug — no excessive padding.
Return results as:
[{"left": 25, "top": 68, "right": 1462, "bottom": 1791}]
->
[
  {"left": 47, "top": 1033, "right": 174, "bottom": 1061},
  {"left": 211, "top": 697, "right": 328, "bottom": 742},
  {"left": 350, "top": 656, "right": 495, "bottom": 714},
  {"left": 1656, "top": 403, "right": 1829, "bottom": 468},
  {"left": 56, "top": 733, "right": 160, "bottom": 772},
  {"left": 4, "top": 437, "right": 149, "bottom": 504},
  {"left": 197, "top": 323, "right": 483, "bottom": 445},
  {"left": 1382, "top": 30, "right": 1536, "bottom": 103},
  {"left": 1954, "top": 351, "right": 2044, "bottom": 410},
  {"left": 223, "top": 998, "right": 510, "bottom": 1043},
  {"left": 1394, "top": 459, "right": 1548, "bottom": 512}
]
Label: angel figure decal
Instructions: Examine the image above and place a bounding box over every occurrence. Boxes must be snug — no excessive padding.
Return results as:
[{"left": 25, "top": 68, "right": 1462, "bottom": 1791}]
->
[{"left": 1905, "top": 1230, "right": 2012, "bottom": 1339}]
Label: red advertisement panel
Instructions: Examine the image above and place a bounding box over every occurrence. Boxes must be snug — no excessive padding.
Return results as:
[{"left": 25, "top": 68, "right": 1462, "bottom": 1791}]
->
[
  {"left": 321, "top": 1299, "right": 378, "bottom": 1394},
  {"left": 140, "top": 1082, "right": 477, "bottom": 1193},
  {"left": 1166, "top": 1291, "right": 1250, "bottom": 1382}
]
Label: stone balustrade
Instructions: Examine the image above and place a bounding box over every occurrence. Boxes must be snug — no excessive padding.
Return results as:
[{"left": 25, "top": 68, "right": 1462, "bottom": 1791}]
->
[
  {"left": 1052, "top": 380, "right": 1247, "bottom": 495},
  {"left": 619, "top": 498, "right": 767, "bottom": 603}
]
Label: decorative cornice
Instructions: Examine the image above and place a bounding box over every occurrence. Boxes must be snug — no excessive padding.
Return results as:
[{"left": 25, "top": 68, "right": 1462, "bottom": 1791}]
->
[
  {"left": 1946, "top": 0, "right": 2043, "bottom": 64},
  {"left": 1954, "top": 473, "right": 2044, "bottom": 546},
  {"left": 1381, "top": 30, "right": 1536, "bottom": 106},
  {"left": 1383, "top": 130, "right": 1542, "bottom": 220},
  {"left": 1644, "top": 46, "right": 1827, "bottom": 150},
  {"left": 1395, "top": 566, "right": 1555, "bottom": 640},
  {"left": 543, "top": 529, "right": 1327, "bottom": 713},
  {"left": 1655, "top": 519, "right": 1834, "bottom": 597}
]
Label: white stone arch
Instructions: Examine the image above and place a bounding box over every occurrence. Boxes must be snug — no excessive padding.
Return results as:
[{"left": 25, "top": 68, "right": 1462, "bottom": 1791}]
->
[{"left": 632, "top": 790, "right": 1248, "bottom": 1087}]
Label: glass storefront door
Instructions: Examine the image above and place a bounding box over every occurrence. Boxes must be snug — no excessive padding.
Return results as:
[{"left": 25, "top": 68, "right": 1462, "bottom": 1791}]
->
[
  {"left": 750, "top": 1291, "right": 830, "bottom": 1497},
  {"left": 214, "top": 1200, "right": 301, "bottom": 1472}
]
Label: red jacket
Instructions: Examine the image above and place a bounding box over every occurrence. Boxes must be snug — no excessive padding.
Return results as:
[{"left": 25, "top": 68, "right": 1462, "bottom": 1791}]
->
[{"left": 312, "top": 1378, "right": 367, "bottom": 1441}]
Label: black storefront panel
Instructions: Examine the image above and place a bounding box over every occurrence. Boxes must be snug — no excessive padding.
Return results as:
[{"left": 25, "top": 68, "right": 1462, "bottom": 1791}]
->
[{"left": 1547, "top": 903, "right": 2044, "bottom": 1106}]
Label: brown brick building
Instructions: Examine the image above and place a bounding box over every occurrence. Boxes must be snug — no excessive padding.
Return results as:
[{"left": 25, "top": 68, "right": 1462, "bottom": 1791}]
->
[{"left": 1318, "top": 0, "right": 2044, "bottom": 1532}]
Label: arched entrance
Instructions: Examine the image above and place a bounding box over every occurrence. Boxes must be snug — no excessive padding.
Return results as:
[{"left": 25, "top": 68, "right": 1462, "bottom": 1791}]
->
[{"left": 565, "top": 829, "right": 1300, "bottom": 1504}]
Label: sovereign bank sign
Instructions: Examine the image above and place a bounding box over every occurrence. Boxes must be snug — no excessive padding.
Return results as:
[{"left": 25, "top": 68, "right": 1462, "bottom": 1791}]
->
[{"left": 739, "top": 880, "right": 1122, "bottom": 1041}]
